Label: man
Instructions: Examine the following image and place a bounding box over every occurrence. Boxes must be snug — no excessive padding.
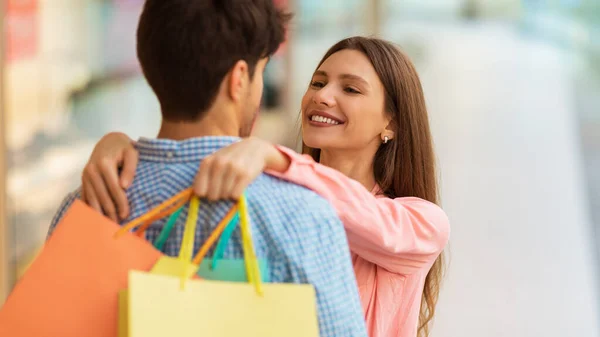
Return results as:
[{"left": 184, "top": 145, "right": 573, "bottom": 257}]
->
[{"left": 48, "top": 1, "right": 367, "bottom": 336}]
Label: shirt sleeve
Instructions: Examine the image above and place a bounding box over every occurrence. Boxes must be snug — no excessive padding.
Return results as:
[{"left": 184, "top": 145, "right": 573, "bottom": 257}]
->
[
  {"left": 282, "top": 200, "right": 368, "bottom": 337},
  {"left": 47, "top": 189, "right": 82, "bottom": 239},
  {"left": 267, "top": 146, "right": 450, "bottom": 275}
]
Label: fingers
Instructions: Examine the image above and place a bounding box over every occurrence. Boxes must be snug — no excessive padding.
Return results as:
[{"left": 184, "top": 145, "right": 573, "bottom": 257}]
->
[
  {"left": 119, "top": 147, "right": 138, "bottom": 189},
  {"left": 82, "top": 172, "right": 102, "bottom": 213},
  {"left": 194, "top": 155, "right": 247, "bottom": 201},
  {"left": 81, "top": 180, "right": 87, "bottom": 204},
  {"left": 85, "top": 164, "right": 119, "bottom": 221},
  {"left": 193, "top": 140, "right": 268, "bottom": 202},
  {"left": 193, "top": 156, "right": 212, "bottom": 198},
  {"left": 219, "top": 160, "right": 240, "bottom": 200},
  {"left": 230, "top": 175, "right": 251, "bottom": 200},
  {"left": 206, "top": 157, "right": 227, "bottom": 201},
  {"left": 98, "top": 158, "right": 130, "bottom": 220}
]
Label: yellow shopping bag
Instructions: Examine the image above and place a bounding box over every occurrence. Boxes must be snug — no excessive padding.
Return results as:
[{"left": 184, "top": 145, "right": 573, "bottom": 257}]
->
[{"left": 119, "top": 195, "right": 320, "bottom": 337}]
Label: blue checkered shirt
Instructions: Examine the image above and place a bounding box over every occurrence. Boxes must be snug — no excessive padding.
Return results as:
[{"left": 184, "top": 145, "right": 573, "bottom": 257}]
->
[{"left": 48, "top": 136, "right": 367, "bottom": 337}]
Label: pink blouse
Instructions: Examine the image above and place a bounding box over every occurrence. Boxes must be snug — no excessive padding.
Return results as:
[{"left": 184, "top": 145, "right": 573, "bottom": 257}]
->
[{"left": 268, "top": 146, "right": 450, "bottom": 337}]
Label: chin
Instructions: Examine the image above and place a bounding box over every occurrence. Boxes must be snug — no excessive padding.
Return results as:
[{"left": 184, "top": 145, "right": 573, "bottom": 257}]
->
[
  {"left": 302, "top": 121, "right": 347, "bottom": 146},
  {"left": 302, "top": 134, "right": 335, "bottom": 150}
]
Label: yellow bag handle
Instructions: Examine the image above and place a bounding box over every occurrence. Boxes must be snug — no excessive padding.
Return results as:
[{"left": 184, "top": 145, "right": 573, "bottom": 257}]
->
[
  {"left": 177, "top": 196, "right": 201, "bottom": 288},
  {"left": 239, "top": 194, "right": 263, "bottom": 295},
  {"left": 116, "top": 189, "right": 262, "bottom": 294},
  {"left": 189, "top": 195, "right": 263, "bottom": 295},
  {"left": 180, "top": 197, "right": 241, "bottom": 289}
]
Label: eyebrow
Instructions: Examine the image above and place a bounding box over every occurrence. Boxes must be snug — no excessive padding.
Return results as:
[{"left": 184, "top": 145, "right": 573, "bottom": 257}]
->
[{"left": 313, "top": 70, "right": 370, "bottom": 88}]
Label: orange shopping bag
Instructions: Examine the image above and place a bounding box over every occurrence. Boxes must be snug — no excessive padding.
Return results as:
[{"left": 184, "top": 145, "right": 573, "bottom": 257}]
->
[{"left": 0, "top": 188, "right": 193, "bottom": 337}]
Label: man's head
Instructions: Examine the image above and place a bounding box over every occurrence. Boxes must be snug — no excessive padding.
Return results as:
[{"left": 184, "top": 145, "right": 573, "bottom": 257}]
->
[{"left": 137, "top": 0, "right": 290, "bottom": 136}]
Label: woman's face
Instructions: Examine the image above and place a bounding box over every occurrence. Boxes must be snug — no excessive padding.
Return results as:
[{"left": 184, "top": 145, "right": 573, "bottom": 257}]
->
[{"left": 301, "top": 49, "right": 391, "bottom": 152}]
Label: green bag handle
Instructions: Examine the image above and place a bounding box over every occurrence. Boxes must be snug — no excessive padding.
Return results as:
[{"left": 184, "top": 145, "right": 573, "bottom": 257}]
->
[
  {"left": 153, "top": 206, "right": 184, "bottom": 251},
  {"left": 211, "top": 212, "right": 240, "bottom": 269},
  {"left": 152, "top": 205, "right": 240, "bottom": 257}
]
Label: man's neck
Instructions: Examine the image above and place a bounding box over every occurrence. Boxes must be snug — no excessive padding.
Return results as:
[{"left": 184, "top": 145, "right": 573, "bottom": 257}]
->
[{"left": 157, "top": 109, "right": 241, "bottom": 140}]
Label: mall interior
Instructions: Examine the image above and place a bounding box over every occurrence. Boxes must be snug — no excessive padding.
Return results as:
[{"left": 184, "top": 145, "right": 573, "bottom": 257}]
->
[{"left": 1, "top": 0, "right": 600, "bottom": 336}]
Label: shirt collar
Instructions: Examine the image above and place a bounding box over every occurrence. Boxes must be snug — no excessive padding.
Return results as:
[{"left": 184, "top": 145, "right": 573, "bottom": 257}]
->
[{"left": 135, "top": 136, "right": 241, "bottom": 163}]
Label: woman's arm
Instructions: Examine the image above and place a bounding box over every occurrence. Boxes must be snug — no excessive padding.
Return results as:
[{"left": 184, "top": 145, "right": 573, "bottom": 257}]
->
[
  {"left": 268, "top": 146, "right": 450, "bottom": 275},
  {"left": 81, "top": 135, "right": 450, "bottom": 275}
]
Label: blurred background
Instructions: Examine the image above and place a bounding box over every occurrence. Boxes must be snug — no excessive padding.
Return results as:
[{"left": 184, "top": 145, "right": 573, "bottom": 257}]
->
[{"left": 1, "top": 0, "right": 599, "bottom": 336}]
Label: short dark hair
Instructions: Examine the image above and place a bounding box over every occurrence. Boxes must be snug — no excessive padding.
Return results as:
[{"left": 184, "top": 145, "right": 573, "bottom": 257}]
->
[{"left": 137, "top": 0, "right": 291, "bottom": 121}]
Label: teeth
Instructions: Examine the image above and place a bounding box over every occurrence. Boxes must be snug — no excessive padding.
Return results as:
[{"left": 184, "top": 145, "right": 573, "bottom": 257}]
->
[{"left": 311, "top": 115, "right": 340, "bottom": 125}]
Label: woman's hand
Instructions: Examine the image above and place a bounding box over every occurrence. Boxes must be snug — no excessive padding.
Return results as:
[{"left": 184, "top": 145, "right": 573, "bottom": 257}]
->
[
  {"left": 193, "top": 137, "right": 290, "bottom": 201},
  {"left": 81, "top": 132, "right": 138, "bottom": 221},
  {"left": 80, "top": 134, "right": 289, "bottom": 220}
]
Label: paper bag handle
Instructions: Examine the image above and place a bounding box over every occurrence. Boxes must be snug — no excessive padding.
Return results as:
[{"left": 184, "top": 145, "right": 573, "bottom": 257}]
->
[
  {"left": 142, "top": 193, "right": 262, "bottom": 295},
  {"left": 115, "top": 188, "right": 193, "bottom": 238},
  {"left": 153, "top": 204, "right": 238, "bottom": 253},
  {"left": 189, "top": 195, "right": 263, "bottom": 295},
  {"left": 153, "top": 206, "right": 184, "bottom": 251},
  {"left": 191, "top": 206, "right": 238, "bottom": 265},
  {"left": 211, "top": 212, "right": 240, "bottom": 269},
  {"left": 239, "top": 194, "right": 263, "bottom": 295},
  {"left": 177, "top": 197, "right": 255, "bottom": 291},
  {"left": 175, "top": 197, "right": 239, "bottom": 288}
]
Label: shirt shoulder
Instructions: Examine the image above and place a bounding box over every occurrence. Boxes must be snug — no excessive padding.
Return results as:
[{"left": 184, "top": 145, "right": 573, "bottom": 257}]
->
[
  {"left": 247, "top": 173, "right": 340, "bottom": 219},
  {"left": 244, "top": 174, "right": 345, "bottom": 250}
]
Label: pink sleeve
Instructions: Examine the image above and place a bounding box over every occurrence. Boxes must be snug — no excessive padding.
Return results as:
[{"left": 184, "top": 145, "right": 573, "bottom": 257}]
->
[{"left": 267, "top": 146, "right": 450, "bottom": 275}]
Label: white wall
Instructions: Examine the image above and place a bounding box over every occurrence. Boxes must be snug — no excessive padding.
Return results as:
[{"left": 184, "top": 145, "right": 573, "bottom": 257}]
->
[{"left": 406, "top": 22, "right": 600, "bottom": 337}]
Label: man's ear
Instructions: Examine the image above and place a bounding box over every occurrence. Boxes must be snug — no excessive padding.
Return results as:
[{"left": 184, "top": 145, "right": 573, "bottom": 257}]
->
[{"left": 227, "top": 60, "right": 249, "bottom": 103}]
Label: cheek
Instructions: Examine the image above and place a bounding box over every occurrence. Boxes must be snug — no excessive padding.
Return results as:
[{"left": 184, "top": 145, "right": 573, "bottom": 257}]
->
[
  {"left": 300, "top": 91, "right": 311, "bottom": 113},
  {"left": 345, "top": 108, "right": 387, "bottom": 139}
]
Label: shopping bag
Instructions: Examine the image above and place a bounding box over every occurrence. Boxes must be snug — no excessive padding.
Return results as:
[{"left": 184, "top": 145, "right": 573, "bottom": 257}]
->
[
  {"left": 151, "top": 200, "right": 270, "bottom": 282},
  {"left": 120, "top": 195, "right": 240, "bottom": 337},
  {"left": 120, "top": 195, "right": 236, "bottom": 336},
  {"left": 119, "top": 195, "right": 320, "bottom": 337},
  {"left": 119, "top": 196, "right": 204, "bottom": 337},
  {"left": 0, "top": 188, "right": 193, "bottom": 337},
  {"left": 197, "top": 258, "right": 270, "bottom": 282}
]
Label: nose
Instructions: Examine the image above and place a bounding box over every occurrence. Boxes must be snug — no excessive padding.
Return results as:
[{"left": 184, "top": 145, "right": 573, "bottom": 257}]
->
[{"left": 312, "top": 85, "right": 336, "bottom": 108}]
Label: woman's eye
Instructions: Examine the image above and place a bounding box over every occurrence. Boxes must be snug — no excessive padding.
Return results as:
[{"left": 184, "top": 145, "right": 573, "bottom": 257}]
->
[
  {"left": 310, "top": 81, "right": 325, "bottom": 88},
  {"left": 344, "top": 87, "right": 360, "bottom": 94}
]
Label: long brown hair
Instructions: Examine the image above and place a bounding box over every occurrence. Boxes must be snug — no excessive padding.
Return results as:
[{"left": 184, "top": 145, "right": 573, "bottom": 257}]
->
[{"left": 302, "top": 36, "right": 445, "bottom": 337}]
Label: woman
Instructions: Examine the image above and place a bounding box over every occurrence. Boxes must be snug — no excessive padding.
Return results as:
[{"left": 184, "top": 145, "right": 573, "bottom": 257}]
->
[{"left": 81, "top": 37, "right": 450, "bottom": 337}]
